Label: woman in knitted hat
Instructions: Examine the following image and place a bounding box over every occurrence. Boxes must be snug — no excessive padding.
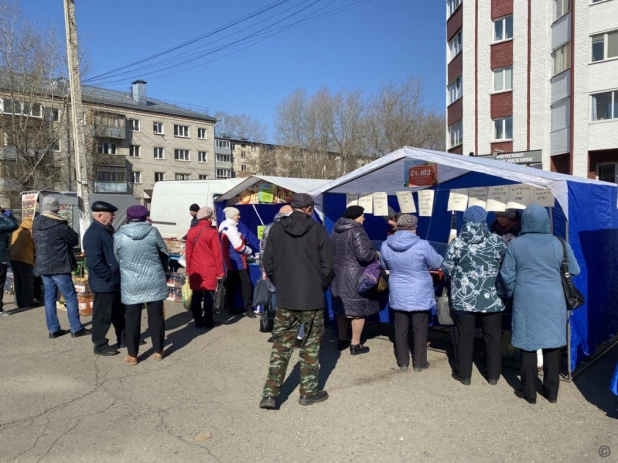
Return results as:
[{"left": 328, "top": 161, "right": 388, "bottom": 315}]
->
[
  {"left": 442, "top": 206, "right": 507, "bottom": 386},
  {"left": 330, "top": 205, "right": 379, "bottom": 354},
  {"left": 380, "top": 214, "right": 443, "bottom": 371}
]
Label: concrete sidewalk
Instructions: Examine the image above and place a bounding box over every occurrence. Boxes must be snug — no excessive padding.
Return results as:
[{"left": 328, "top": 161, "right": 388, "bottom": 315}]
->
[{"left": 0, "top": 295, "right": 616, "bottom": 463}]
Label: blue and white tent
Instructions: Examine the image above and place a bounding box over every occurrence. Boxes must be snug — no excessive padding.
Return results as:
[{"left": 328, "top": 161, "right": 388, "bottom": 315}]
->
[{"left": 310, "top": 147, "right": 618, "bottom": 373}]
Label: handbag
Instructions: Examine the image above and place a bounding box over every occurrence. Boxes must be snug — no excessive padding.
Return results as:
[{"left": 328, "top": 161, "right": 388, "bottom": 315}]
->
[
  {"left": 557, "top": 237, "right": 585, "bottom": 310},
  {"left": 260, "top": 292, "right": 276, "bottom": 333},
  {"left": 214, "top": 278, "right": 226, "bottom": 314},
  {"left": 253, "top": 279, "right": 270, "bottom": 307},
  {"left": 436, "top": 285, "right": 455, "bottom": 325},
  {"left": 181, "top": 278, "right": 192, "bottom": 311},
  {"left": 357, "top": 261, "right": 382, "bottom": 295}
]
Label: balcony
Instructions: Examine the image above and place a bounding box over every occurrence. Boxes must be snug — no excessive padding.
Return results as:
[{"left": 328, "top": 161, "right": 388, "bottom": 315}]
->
[
  {"left": 94, "top": 181, "right": 128, "bottom": 193},
  {"left": 93, "top": 126, "right": 126, "bottom": 139},
  {"left": 215, "top": 160, "right": 233, "bottom": 169}
]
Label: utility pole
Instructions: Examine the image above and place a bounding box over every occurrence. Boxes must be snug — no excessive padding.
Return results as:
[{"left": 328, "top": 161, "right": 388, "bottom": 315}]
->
[{"left": 63, "top": 0, "right": 91, "bottom": 241}]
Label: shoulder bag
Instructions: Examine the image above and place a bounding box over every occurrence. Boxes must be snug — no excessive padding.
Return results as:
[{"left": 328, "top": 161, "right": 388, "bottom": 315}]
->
[{"left": 557, "top": 237, "right": 584, "bottom": 310}]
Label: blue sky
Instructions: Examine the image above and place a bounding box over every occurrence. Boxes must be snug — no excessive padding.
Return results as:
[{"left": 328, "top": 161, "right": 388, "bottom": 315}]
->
[{"left": 20, "top": 0, "right": 445, "bottom": 141}]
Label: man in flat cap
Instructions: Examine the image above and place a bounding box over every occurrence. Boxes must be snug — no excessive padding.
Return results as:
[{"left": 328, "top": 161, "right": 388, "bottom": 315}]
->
[
  {"left": 260, "top": 193, "right": 334, "bottom": 409},
  {"left": 83, "top": 201, "right": 125, "bottom": 356}
]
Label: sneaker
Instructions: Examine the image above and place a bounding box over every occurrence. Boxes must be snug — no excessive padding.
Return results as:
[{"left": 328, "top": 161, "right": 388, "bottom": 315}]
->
[
  {"left": 71, "top": 328, "right": 91, "bottom": 338},
  {"left": 49, "top": 328, "right": 70, "bottom": 339},
  {"left": 298, "top": 390, "right": 329, "bottom": 406},
  {"left": 337, "top": 340, "right": 351, "bottom": 351},
  {"left": 413, "top": 362, "right": 430, "bottom": 372},
  {"left": 451, "top": 372, "right": 471, "bottom": 386},
  {"left": 350, "top": 344, "right": 369, "bottom": 355},
  {"left": 94, "top": 345, "right": 120, "bottom": 356},
  {"left": 259, "top": 397, "right": 276, "bottom": 410}
]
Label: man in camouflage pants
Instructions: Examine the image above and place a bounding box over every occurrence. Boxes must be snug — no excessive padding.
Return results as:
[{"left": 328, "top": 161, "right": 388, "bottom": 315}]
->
[{"left": 260, "top": 193, "right": 334, "bottom": 409}]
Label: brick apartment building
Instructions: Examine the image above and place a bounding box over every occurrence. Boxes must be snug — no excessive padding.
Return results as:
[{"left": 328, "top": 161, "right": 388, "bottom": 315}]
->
[{"left": 446, "top": 0, "right": 618, "bottom": 182}]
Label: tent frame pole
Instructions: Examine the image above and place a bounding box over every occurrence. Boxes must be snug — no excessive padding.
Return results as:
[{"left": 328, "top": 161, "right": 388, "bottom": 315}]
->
[{"left": 565, "top": 219, "right": 572, "bottom": 382}]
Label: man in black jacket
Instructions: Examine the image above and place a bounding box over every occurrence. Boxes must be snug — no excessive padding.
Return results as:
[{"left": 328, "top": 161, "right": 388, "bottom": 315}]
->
[
  {"left": 33, "top": 197, "right": 89, "bottom": 339},
  {"left": 83, "top": 201, "right": 125, "bottom": 356},
  {"left": 260, "top": 193, "right": 334, "bottom": 409}
]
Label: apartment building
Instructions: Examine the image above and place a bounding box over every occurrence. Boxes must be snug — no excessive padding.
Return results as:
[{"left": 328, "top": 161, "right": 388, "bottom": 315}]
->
[
  {"left": 84, "top": 81, "right": 217, "bottom": 205},
  {"left": 446, "top": 0, "right": 618, "bottom": 182}
]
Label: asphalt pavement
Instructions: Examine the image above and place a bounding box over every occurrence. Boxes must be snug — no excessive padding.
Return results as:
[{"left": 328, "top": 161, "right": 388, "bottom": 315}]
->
[{"left": 0, "top": 294, "right": 616, "bottom": 463}]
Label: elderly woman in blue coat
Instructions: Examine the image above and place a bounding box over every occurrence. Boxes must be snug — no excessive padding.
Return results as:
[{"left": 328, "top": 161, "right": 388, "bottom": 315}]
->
[
  {"left": 500, "top": 204, "right": 580, "bottom": 404},
  {"left": 114, "top": 205, "right": 169, "bottom": 365},
  {"left": 380, "top": 214, "right": 443, "bottom": 371}
]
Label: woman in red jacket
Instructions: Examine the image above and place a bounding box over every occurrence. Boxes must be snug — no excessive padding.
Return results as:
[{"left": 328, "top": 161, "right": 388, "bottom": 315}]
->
[{"left": 185, "top": 207, "right": 225, "bottom": 329}]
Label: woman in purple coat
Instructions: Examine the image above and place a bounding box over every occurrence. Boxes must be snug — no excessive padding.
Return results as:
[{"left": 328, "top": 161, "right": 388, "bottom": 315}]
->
[{"left": 330, "top": 206, "right": 379, "bottom": 355}]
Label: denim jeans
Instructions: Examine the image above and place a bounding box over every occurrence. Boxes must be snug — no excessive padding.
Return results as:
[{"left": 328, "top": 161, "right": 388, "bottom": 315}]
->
[{"left": 41, "top": 274, "right": 84, "bottom": 333}]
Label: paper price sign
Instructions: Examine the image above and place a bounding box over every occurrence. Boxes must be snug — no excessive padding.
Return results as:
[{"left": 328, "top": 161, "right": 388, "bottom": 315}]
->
[
  {"left": 417, "top": 190, "right": 435, "bottom": 217},
  {"left": 468, "top": 187, "right": 488, "bottom": 209},
  {"left": 530, "top": 187, "right": 555, "bottom": 207},
  {"left": 447, "top": 189, "right": 469, "bottom": 212},
  {"left": 346, "top": 193, "right": 359, "bottom": 207},
  {"left": 373, "top": 192, "right": 388, "bottom": 216},
  {"left": 358, "top": 193, "right": 373, "bottom": 214},
  {"left": 396, "top": 191, "right": 416, "bottom": 213},
  {"left": 506, "top": 185, "right": 531, "bottom": 209},
  {"left": 486, "top": 186, "right": 509, "bottom": 212}
]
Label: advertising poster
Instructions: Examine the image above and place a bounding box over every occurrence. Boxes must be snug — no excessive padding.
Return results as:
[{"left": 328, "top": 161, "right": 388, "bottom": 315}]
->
[
  {"left": 259, "top": 184, "right": 275, "bottom": 203},
  {"left": 21, "top": 192, "right": 39, "bottom": 220},
  {"left": 404, "top": 160, "right": 438, "bottom": 187}
]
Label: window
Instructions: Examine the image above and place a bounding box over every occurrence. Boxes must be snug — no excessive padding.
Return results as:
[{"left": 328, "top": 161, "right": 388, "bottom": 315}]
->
[
  {"left": 129, "top": 145, "right": 141, "bottom": 157},
  {"left": 199, "top": 174, "right": 208, "bottom": 180},
  {"left": 1, "top": 100, "right": 42, "bottom": 117},
  {"left": 591, "top": 30, "right": 618, "bottom": 63},
  {"left": 493, "top": 15, "right": 513, "bottom": 42},
  {"left": 597, "top": 164, "right": 617, "bottom": 183},
  {"left": 494, "top": 116, "right": 513, "bottom": 141},
  {"left": 216, "top": 139, "right": 231, "bottom": 149},
  {"left": 52, "top": 140, "right": 61, "bottom": 152},
  {"left": 240, "top": 151, "right": 247, "bottom": 159},
  {"left": 216, "top": 169, "right": 232, "bottom": 178},
  {"left": 44, "top": 108, "right": 60, "bottom": 122},
  {"left": 154, "top": 147, "right": 164, "bottom": 159},
  {"left": 198, "top": 128, "right": 207, "bottom": 139},
  {"left": 97, "top": 167, "right": 126, "bottom": 183},
  {"left": 175, "top": 173, "right": 191, "bottom": 180},
  {"left": 448, "top": 31, "right": 462, "bottom": 61},
  {"left": 251, "top": 145, "right": 257, "bottom": 153},
  {"left": 447, "top": 0, "right": 462, "bottom": 17},
  {"left": 551, "top": 98, "right": 570, "bottom": 131},
  {"left": 216, "top": 154, "right": 231, "bottom": 163},
  {"left": 130, "top": 172, "right": 142, "bottom": 184},
  {"left": 198, "top": 151, "right": 208, "bottom": 163},
  {"left": 129, "top": 119, "right": 140, "bottom": 131},
  {"left": 153, "top": 122, "right": 164, "bottom": 134},
  {"left": 97, "top": 143, "right": 117, "bottom": 154},
  {"left": 448, "top": 76, "right": 463, "bottom": 104},
  {"left": 591, "top": 91, "right": 618, "bottom": 121},
  {"left": 553, "top": 42, "right": 571, "bottom": 75},
  {"left": 493, "top": 66, "right": 513, "bottom": 91},
  {"left": 174, "top": 149, "right": 190, "bottom": 161},
  {"left": 155, "top": 172, "right": 165, "bottom": 182},
  {"left": 554, "top": 0, "right": 570, "bottom": 21},
  {"left": 241, "top": 164, "right": 247, "bottom": 172},
  {"left": 448, "top": 120, "right": 463, "bottom": 148},
  {"left": 174, "top": 125, "right": 190, "bottom": 137}
]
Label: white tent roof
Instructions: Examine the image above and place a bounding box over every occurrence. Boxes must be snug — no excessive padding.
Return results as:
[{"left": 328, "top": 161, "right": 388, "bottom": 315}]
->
[
  {"left": 309, "top": 147, "right": 617, "bottom": 220},
  {"left": 215, "top": 175, "right": 331, "bottom": 202}
]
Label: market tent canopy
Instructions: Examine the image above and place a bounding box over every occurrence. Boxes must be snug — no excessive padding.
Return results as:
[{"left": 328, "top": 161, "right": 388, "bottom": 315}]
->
[
  {"left": 309, "top": 147, "right": 617, "bottom": 219},
  {"left": 215, "top": 175, "right": 331, "bottom": 202}
]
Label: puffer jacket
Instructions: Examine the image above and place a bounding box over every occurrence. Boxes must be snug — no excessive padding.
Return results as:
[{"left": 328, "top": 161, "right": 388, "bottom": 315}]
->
[
  {"left": 186, "top": 220, "right": 225, "bottom": 291},
  {"left": 442, "top": 221, "right": 507, "bottom": 313},
  {"left": 114, "top": 222, "right": 169, "bottom": 305},
  {"left": 380, "top": 231, "right": 443, "bottom": 311},
  {"left": 219, "top": 218, "right": 252, "bottom": 271},
  {"left": 500, "top": 205, "right": 580, "bottom": 351},
  {"left": 0, "top": 214, "right": 19, "bottom": 264},
  {"left": 330, "top": 218, "right": 379, "bottom": 318},
  {"left": 10, "top": 219, "right": 35, "bottom": 266},
  {"left": 33, "top": 213, "right": 79, "bottom": 276}
]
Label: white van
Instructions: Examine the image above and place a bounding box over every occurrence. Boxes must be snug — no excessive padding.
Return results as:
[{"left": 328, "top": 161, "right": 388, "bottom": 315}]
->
[{"left": 150, "top": 179, "right": 243, "bottom": 238}]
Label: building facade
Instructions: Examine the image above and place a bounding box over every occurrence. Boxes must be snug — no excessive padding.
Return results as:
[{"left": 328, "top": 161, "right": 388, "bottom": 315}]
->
[{"left": 446, "top": 0, "right": 618, "bottom": 182}]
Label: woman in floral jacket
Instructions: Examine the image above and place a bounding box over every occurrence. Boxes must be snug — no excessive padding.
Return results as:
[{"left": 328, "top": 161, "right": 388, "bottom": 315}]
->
[{"left": 442, "top": 206, "right": 507, "bottom": 386}]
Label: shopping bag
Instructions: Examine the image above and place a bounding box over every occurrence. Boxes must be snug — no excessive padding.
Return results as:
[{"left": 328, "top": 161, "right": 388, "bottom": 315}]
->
[
  {"left": 182, "top": 278, "right": 192, "bottom": 311},
  {"left": 214, "top": 278, "right": 226, "bottom": 314},
  {"left": 436, "top": 286, "right": 454, "bottom": 326},
  {"left": 259, "top": 293, "right": 276, "bottom": 333},
  {"left": 253, "top": 280, "right": 270, "bottom": 307}
]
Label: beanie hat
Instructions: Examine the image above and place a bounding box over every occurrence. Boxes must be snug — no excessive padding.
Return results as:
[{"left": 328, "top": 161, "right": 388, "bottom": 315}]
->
[
  {"left": 495, "top": 209, "right": 517, "bottom": 220},
  {"left": 463, "top": 206, "right": 488, "bottom": 223},
  {"left": 342, "top": 205, "right": 364, "bottom": 220},
  {"left": 224, "top": 207, "right": 240, "bottom": 220},
  {"left": 126, "top": 205, "right": 149, "bottom": 222},
  {"left": 397, "top": 214, "right": 418, "bottom": 230},
  {"left": 196, "top": 206, "right": 213, "bottom": 220},
  {"left": 190, "top": 203, "right": 200, "bottom": 212},
  {"left": 41, "top": 196, "right": 59, "bottom": 212}
]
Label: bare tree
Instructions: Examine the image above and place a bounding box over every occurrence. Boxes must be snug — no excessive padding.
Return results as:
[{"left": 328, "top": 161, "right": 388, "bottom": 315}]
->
[
  {"left": 0, "top": 0, "right": 72, "bottom": 207},
  {"left": 214, "top": 111, "right": 268, "bottom": 143},
  {"left": 366, "top": 77, "right": 445, "bottom": 157}
]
